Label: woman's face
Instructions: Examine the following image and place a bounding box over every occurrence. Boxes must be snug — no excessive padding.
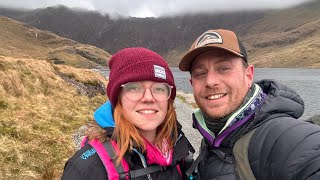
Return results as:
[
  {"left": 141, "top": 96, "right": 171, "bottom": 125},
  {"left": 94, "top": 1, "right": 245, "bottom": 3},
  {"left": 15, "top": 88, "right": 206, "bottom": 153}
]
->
[{"left": 120, "top": 81, "right": 170, "bottom": 140}]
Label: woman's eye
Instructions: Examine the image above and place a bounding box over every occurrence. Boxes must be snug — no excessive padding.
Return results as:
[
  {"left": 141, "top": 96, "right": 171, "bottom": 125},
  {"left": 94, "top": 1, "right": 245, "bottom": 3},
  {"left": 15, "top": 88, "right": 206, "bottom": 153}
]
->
[
  {"left": 128, "top": 87, "right": 137, "bottom": 90},
  {"left": 127, "top": 85, "right": 141, "bottom": 92},
  {"left": 154, "top": 88, "right": 165, "bottom": 93},
  {"left": 153, "top": 85, "right": 169, "bottom": 94},
  {"left": 157, "top": 87, "right": 164, "bottom": 91}
]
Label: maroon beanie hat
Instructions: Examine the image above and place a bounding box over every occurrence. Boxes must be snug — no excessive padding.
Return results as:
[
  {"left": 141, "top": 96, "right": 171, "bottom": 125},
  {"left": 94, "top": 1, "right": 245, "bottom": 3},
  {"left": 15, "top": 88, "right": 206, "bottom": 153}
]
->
[{"left": 107, "top": 47, "right": 176, "bottom": 106}]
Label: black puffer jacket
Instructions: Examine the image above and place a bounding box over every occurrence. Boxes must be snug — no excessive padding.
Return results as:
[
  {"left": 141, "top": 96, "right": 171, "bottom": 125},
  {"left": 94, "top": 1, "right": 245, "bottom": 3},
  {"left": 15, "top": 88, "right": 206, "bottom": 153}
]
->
[
  {"left": 194, "top": 80, "right": 320, "bottom": 180},
  {"left": 61, "top": 130, "right": 194, "bottom": 180}
]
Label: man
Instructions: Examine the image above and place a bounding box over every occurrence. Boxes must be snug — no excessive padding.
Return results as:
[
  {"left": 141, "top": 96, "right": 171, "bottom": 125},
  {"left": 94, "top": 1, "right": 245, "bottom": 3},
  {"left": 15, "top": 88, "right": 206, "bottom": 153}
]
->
[{"left": 179, "top": 29, "right": 320, "bottom": 179}]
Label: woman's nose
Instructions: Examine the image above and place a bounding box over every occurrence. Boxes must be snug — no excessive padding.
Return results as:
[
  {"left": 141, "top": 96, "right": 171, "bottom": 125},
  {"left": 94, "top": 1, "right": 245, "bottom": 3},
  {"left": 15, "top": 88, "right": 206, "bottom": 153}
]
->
[{"left": 140, "top": 88, "right": 156, "bottom": 102}]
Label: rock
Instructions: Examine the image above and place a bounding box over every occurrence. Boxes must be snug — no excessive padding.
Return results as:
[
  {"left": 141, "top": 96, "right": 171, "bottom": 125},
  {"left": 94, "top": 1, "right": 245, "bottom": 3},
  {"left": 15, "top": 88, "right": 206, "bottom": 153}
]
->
[
  {"left": 306, "top": 115, "right": 320, "bottom": 125},
  {"left": 72, "top": 125, "right": 87, "bottom": 150},
  {"left": 57, "top": 70, "right": 106, "bottom": 98}
]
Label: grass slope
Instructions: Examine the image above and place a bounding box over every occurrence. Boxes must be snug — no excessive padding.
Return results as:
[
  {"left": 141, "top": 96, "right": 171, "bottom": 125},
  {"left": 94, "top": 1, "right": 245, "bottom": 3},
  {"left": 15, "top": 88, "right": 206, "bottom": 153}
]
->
[
  {"left": 0, "top": 56, "right": 107, "bottom": 179},
  {"left": 241, "top": 0, "right": 320, "bottom": 67},
  {"left": 0, "top": 16, "right": 111, "bottom": 68},
  {"left": 0, "top": 17, "right": 109, "bottom": 179}
]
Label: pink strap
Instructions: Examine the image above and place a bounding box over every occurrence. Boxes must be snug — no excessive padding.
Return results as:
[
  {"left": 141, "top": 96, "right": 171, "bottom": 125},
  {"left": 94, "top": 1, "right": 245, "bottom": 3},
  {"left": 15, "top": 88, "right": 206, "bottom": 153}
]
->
[
  {"left": 176, "top": 164, "right": 182, "bottom": 176},
  {"left": 80, "top": 136, "right": 88, "bottom": 148},
  {"left": 111, "top": 141, "right": 130, "bottom": 174},
  {"left": 89, "top": 140, "right": 119, "bottom": 180}
]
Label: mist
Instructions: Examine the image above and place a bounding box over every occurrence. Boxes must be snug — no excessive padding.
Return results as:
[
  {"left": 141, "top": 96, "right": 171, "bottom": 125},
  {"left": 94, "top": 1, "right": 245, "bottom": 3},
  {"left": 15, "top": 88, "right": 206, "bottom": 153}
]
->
[{"left": 0, "top": 0, "right": 313, "bottom": 17}]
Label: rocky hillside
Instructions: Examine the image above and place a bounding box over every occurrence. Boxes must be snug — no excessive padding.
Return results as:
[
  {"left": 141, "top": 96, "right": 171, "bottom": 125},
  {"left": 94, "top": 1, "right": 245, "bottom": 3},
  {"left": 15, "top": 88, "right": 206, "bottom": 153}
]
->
[
  {"left": 0, "top": 16, "right": 111, "bottom": 68},
  {"left": 240, "top": 1, "right": 320, "bottom": 68}
]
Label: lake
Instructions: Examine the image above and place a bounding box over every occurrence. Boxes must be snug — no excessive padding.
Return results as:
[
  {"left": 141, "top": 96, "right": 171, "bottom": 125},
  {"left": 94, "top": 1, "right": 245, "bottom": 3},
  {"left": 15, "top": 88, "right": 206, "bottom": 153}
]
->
[{"left": 99, "top": 68, "right": 320, "bottom": 120}]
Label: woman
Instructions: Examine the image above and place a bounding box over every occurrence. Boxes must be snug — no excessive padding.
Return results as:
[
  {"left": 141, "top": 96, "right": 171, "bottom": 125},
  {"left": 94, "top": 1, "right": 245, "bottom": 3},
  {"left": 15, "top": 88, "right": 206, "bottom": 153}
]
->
[{"left": 62, "top": 47, "right": 194, "bottom": 180}]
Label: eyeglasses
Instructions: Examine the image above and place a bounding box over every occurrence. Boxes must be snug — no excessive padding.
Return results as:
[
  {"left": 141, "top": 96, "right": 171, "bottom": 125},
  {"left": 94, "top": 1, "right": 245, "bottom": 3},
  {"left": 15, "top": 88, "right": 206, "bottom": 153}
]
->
[{"left": 120, "top": 82, "right": 173, "bottom": 101}]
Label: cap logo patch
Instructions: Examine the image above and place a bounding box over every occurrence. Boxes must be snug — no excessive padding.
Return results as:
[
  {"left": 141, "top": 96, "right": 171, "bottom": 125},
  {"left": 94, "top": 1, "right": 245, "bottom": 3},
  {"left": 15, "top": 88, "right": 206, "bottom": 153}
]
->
[
  {"left": 154, "top": 65, "right": 166, "bottom": 79},
  {"left": 195, "top": 32, "right": 223, "bottom": 48}
]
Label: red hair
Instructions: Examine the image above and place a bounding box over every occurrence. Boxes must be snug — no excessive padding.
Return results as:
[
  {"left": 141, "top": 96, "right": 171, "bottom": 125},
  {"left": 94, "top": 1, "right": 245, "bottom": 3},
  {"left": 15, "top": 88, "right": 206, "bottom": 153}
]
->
[{"left": 112, "top": 99, "right": 178, "bottom": 164}]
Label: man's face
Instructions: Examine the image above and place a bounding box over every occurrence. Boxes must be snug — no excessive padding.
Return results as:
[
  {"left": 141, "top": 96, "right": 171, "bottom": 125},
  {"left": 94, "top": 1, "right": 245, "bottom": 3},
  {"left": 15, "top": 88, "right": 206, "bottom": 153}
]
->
[{"left": 190, "top": 49, "right": 254, "bottom": 120}]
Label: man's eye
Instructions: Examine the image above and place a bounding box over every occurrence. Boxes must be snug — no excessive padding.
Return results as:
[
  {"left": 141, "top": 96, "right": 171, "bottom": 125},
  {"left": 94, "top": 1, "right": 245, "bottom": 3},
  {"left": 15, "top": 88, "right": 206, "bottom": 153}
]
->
[
  {"left": 192, "top": 71, "right": 206, "bottom": 78},
  {"left": 218, "top": 66, "right": 231, "bottom": 72}
]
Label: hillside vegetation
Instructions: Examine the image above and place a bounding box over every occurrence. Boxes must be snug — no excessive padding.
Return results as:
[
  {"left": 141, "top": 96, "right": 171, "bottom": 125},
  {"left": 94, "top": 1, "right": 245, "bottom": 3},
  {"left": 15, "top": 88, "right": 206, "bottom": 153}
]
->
[
  {"left": 0, "top": 17, "right": 108, "bottom": 179},
  {"left": 241, "top": 1, "right": 320, "bottom": 67},
  {"left": 0, "top": 16, "right": 111, "bottom": 68},
  {"left": 1, "top": 0, "right": 319, "bottom": 68}
]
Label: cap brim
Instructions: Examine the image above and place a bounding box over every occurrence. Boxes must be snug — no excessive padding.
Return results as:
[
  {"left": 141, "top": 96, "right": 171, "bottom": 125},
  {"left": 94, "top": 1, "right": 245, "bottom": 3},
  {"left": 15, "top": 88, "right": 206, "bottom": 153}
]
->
[{"left": 179, "top": 46, "right": 244, "bottom": 71}]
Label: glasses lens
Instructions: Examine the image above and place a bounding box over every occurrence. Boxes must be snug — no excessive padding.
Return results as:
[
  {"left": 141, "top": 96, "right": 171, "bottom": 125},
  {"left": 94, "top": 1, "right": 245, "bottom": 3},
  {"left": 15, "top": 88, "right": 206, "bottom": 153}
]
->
[
  {"left": 121, "top": 82, "right": 172, "bottom": 101},
  {"left": 151, "top": 83, "right": 171, "bottom": 101},
  {"left": 122, "top": 82, "right": 144, "bottom": 101}
]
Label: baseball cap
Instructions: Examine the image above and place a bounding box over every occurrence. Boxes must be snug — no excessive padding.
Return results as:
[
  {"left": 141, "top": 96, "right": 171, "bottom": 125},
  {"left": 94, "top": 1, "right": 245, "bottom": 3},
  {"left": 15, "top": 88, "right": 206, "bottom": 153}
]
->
[{"left": 179, "top": 29, "right": 247, "bottom": 71}]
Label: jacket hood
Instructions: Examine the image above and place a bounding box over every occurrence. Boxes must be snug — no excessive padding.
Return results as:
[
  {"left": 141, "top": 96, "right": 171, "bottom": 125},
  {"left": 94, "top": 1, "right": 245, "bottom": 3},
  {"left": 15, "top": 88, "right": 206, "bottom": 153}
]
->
[
  {"left": 94, "top": 101, "right": 115, "bottom": 128},
  {"left": 255, "top": 79, "right": 304, "bottom": 122}
]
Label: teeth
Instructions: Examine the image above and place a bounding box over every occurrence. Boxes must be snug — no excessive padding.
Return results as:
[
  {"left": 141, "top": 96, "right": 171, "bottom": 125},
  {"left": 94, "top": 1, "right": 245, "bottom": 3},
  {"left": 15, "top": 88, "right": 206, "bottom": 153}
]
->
[
  {"left": 139, "top": 110, "right": 156, "bottom": 114},
  {"left": 207, "top": 94, "right": 224, "bottom": 100}
]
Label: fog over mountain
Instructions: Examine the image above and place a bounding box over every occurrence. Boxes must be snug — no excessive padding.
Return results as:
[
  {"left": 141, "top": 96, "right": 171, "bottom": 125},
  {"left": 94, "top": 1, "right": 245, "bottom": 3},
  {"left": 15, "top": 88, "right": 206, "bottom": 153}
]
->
[{"left": 0, "top": 0, "right": 313, "bottom": 17}]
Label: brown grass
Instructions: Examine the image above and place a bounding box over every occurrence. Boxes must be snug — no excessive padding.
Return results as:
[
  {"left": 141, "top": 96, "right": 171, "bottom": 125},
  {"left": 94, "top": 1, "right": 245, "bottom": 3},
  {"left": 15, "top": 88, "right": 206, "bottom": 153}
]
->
[
  {"left": 240, "top": 6, "right": 320, "bottom": 68},
  {"left": 0, "top": 56, "right": 108, "bottom": 180},
  {"left": 0, "top": 16, "right": 111, "bottom": 69}
]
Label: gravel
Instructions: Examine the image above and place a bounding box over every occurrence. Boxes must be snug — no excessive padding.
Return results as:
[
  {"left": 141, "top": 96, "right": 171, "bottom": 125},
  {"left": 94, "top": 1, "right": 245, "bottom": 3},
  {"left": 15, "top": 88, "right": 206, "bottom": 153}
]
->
[{"left": 174, "top": 96, "right": 202, "bottom": 155}]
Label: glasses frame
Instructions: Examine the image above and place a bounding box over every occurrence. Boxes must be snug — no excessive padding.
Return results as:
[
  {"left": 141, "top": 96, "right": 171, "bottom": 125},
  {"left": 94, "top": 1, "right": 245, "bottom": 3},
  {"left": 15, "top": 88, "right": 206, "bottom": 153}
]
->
[{"left": 120, "top": 82, "right": 173, "bottom": 102}]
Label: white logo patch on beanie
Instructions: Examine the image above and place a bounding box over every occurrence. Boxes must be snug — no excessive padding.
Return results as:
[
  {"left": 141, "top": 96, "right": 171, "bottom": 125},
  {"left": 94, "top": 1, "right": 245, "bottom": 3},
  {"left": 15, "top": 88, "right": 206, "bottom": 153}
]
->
[{"left": 154, "top": 65, "right": 166, "bottom": 80}]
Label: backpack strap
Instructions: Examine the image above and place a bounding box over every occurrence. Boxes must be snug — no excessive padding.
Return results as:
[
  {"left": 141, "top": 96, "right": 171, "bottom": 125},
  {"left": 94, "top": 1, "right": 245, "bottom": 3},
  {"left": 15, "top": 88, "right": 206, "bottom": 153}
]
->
[
  {"left": 88, "top": 139, "right": 130, "bottom": 180},
  {"left": 106, "top": 141, "right": 130, "bottom": 179},
  {"left": 233, "top": 129, "right": 257, "bottom": 180},
  {"left": 129, "top": 165, "right": 165, "bottom": 178},
  {"left": 186, "top": 138, "right": 208, "bottom": 177},
  {"left": 89, "top": 139, "right": 182, "bottom": 179},
  {"left": 80, "top": 136, "right": 88, "bottom": 148}
]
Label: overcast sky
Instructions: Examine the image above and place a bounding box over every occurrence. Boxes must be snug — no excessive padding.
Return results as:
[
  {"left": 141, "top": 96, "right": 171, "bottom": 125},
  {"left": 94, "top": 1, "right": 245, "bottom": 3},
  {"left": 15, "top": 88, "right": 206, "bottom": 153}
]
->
[{"left": 0, "top": 0, "right": 312, "bottom": 17}]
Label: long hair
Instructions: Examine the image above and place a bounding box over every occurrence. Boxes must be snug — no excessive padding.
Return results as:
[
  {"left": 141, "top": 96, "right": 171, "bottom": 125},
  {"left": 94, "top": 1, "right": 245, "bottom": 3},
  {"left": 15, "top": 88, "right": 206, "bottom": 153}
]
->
[
  {"left": 86, "top": 99, "right": 178, "bottom": 165},
  {"left": 113, "top": 98, "right": 178, "bottom": 164}
]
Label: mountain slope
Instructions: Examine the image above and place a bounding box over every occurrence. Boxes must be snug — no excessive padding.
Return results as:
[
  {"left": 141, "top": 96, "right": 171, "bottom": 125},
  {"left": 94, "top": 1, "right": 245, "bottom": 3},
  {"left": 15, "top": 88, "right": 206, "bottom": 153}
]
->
[
  {"left": 0, "top": 16, "right": 111, "bottom": 68},
  {"left": 0, "top": 16, "right": 109, "bottom": 179},
  {"left": 241, "top": 0, "right": 320, "bottom": 67},
  {"left": 0, "top": 0, "right": 319, "bottom": 68}
]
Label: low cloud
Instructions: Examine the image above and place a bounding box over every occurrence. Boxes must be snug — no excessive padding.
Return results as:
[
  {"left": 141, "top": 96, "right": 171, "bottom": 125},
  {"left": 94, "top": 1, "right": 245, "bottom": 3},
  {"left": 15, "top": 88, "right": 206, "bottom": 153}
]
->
[{"left": 0, "top": 0, "right": 312, "bottom": 17}]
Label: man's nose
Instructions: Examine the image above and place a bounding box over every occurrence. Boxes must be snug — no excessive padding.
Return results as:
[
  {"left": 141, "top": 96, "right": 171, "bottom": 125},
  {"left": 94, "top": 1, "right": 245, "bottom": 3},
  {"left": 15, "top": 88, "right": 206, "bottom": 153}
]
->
[{"left": 205, "top": 71, "right": 220, "bottom": 88}]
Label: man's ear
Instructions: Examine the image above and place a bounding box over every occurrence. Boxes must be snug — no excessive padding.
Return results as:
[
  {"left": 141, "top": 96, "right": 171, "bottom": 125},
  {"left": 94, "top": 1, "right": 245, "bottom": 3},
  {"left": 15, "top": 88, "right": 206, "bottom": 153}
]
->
[
  {"left": 245, "top": 65, "right": 254, "bottom": 88},
  {"left": 189, "top": 78, "right": 192, "bottom": 85}
]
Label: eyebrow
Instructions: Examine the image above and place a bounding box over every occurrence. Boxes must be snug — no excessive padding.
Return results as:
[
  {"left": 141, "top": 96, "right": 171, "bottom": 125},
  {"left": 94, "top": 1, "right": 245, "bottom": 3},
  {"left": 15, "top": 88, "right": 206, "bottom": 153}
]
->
[{"left": 191, "top": 63, "right": 206, "bottom": 71}]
